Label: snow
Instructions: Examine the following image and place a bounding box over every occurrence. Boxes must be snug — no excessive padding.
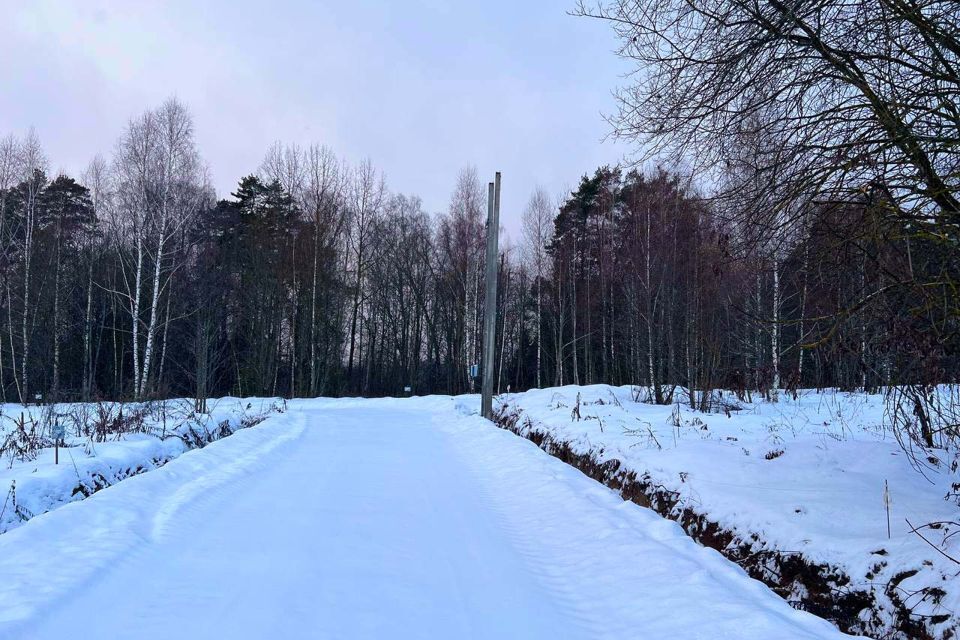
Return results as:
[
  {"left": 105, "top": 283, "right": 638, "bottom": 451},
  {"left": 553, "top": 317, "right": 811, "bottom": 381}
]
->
[
  {"left": 0, "top": 395, "right": 853, "bottom": 639},
  {"left": 495, "top": 385, "right": 959, "bottom": 634},
  {"left": 0, "top": 397, "right": 281, "bottom": 535}
]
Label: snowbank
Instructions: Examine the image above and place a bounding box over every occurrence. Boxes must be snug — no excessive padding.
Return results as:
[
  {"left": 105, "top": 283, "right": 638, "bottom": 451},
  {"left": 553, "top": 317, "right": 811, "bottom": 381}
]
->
[
  {"left": 494, "top": 386, "right": 958, "bottom": 639},
  {"left": 0, "top": 406, "right": 305, "bottom": 634},
  {"left": 0, "top": 397, "right": 283, "bottom": 534}
]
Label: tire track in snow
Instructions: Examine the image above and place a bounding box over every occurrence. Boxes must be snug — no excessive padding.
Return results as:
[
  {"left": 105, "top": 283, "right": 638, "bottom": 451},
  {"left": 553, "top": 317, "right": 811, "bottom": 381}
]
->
[
  {"left": 433, "top": 411, "right": 605, "bottom": 637},
  {"left": 438, "top": 408, "right": 854, "bottom": 640},
  {"left": 151, "top": 412, "right": 307, "bottom": 541},
  {"left": 0, "top": 412, "right": 307, "bottom": 636}
]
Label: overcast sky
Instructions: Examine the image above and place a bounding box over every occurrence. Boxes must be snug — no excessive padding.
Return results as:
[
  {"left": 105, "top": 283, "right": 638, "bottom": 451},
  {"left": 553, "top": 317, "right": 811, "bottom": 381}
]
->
[{"left": 0, "top": 0, "right": 629, "bottom": 239}]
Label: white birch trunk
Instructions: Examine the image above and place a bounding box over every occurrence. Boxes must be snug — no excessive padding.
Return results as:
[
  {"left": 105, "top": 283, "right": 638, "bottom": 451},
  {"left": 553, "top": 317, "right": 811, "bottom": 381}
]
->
[
  {"left": 535, "top": 275, "right": 541, "bottom": 388},
  {"left": 52, "top": 232, "right": 63, "bottom": 398},
  {"left": 138, "top": 222, "right": 165, "bottom": 399},
  {"left": 771, "top": 252, "right": 781, "bottom": 398},
  {"left": 83, "top": 254, "right": 94, "bottom": 400},
  {"left": 131, "top": 230, "right": 144, "bottom": 398}
]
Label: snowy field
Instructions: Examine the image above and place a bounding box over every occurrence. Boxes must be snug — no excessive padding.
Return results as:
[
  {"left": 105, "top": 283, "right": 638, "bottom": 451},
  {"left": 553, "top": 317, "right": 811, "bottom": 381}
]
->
[
  {"left": 0, "top": 396, "right": 855, "bottom": 639},
  {"left": 496, "top": 386, "right": 959, "bottom": 638}
]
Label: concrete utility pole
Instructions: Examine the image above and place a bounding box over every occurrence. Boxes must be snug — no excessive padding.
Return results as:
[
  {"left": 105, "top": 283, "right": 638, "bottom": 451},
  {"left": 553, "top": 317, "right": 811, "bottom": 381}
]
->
[{"left": 481, "top": 172, "right": 501, "bottom": 420}]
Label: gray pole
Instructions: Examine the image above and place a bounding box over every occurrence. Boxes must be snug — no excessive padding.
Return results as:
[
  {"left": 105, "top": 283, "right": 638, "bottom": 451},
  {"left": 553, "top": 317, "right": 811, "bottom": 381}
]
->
[{"left": 481, "top": 172, "right": 501, "bottom": 419}]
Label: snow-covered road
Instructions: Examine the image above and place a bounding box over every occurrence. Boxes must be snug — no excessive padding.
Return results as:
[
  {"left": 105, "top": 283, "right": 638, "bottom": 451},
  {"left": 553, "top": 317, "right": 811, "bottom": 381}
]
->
[{"left": 1, "top": 397, "right": 854, "bottom": 639}]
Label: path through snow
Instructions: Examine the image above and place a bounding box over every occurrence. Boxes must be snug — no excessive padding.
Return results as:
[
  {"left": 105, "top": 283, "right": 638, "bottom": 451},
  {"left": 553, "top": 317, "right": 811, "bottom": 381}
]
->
[{"left": 1, "top": 397, "right": 855, "bottom": 639}]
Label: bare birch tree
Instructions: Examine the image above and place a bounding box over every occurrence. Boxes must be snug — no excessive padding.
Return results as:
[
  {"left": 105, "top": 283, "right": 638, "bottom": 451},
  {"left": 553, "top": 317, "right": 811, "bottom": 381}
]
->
[
  {"left": 16, "top": 130, "right": 47, "bottom": 404},
  {"left": 112, "top": 99, "right": 205, "bottom": 399},
  {"left": 80, "top": 155, "right": 109, "bottom": 401},
  {"left": 344, "top": 159, "right": 386, "bottom": 386},
  {"left": 522, "top": 186, "right": 553, "bottom": 388},
  {"left": 0, "top": 135, "right": 20, "bottom": 401}
]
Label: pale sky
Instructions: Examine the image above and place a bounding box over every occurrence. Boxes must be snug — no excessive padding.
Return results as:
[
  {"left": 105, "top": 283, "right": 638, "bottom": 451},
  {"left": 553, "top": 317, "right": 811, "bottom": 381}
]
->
[{"left": 0, "top": 0, "right": 629, "bottom": 239}]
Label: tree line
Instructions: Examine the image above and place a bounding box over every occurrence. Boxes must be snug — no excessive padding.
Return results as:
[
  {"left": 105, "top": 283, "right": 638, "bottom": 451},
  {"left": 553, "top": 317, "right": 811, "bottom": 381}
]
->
[{"left": 0, "top": 115, "right": 953, "bottom": 408}]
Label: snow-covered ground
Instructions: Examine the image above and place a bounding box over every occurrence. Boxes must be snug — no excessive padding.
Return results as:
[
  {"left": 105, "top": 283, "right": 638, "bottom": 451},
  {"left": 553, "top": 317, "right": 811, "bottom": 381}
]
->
[
  {"left": 0, "top": 396, "right": 853, "bottom": 639},
  {"left": 0, "top": 397, "right": 281, "bottom": 535},
  {"left": 495, "top": 385, "right": 959, "bottom": 637}
]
